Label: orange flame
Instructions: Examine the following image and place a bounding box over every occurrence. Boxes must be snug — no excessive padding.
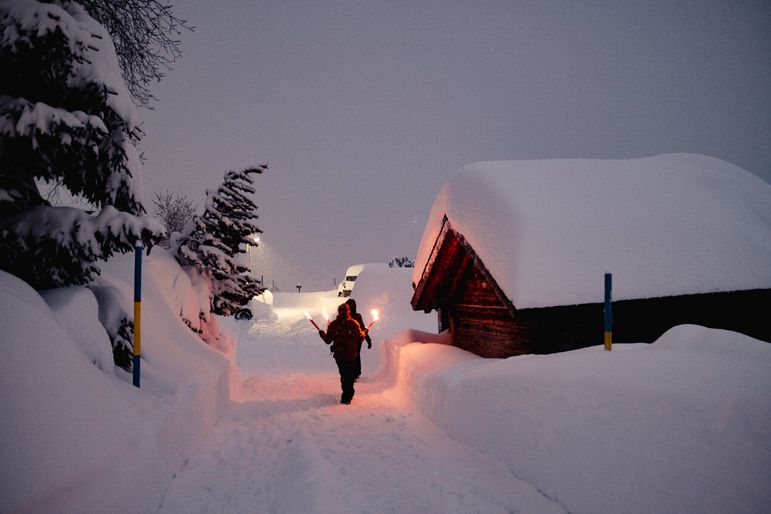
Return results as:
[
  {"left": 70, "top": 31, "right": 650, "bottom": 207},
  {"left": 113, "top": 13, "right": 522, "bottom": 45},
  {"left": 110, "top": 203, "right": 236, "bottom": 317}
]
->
[{"left": 367, "top": 308, "right": 380, "bottom": 329}]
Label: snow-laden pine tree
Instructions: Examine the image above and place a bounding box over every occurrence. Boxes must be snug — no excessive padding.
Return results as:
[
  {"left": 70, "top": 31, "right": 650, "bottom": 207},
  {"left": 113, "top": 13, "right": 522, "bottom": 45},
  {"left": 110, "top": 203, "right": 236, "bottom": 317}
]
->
[
  {"left": 0, "top": 0, "right": 162, "bottom": 289},
  {"left": 175, "top": 166, "right": 267, "bottom": 318}
]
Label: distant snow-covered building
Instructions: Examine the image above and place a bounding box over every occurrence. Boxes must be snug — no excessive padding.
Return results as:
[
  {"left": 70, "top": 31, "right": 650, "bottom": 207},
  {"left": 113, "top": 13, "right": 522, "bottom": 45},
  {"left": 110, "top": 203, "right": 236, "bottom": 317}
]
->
[
  {"left": 338, "top": 263, "right": 382, "bottom": 297},
  {"left": 411, "top": 154, "right": 771, "bottom": 357}
]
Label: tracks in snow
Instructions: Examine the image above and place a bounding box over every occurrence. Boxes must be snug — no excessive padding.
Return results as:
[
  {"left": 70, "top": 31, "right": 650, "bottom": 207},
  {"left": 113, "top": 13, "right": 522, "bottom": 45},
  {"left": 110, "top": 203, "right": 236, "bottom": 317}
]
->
[{"left": 156, "top": 372, "right": 565, "bottom": 514}]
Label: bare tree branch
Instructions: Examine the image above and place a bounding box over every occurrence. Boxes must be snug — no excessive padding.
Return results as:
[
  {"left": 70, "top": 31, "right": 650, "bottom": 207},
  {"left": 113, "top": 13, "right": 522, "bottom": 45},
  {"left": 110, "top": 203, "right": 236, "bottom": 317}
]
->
[
  {"left": 153, "top": 190, "right": 197, "bottom": 247},
  {"left": 77, "top": 0, "right": 194, "bottom": 108}
]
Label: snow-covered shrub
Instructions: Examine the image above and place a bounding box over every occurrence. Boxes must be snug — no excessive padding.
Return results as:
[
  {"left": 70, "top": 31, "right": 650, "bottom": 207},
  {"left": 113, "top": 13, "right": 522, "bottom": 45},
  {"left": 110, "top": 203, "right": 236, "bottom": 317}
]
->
[
  {"left": 0, "top": 0, "right": 162, "bottom": 289},
  {"left": 176, "top": 264, "right": 233, "bottom": 355},
  {"left": 88, "top": 282, "right": 135, "bottom": 370}
]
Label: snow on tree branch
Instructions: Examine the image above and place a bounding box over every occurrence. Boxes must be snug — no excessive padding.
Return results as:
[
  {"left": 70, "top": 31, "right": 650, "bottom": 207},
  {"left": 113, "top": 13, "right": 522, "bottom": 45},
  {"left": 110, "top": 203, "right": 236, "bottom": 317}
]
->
[{"left": 0, "top": 0, "right": 163, "bottom": 289}]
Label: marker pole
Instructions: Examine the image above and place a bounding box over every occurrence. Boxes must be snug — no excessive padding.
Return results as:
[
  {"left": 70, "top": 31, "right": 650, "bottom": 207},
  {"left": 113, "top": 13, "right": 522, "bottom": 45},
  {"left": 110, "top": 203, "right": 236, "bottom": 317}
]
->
[
  {"left": 133, "top": 243, "right": 142, "bottom": 387},
  {"left": 604, "top": 273, "right": 612, "bottom": 351}
]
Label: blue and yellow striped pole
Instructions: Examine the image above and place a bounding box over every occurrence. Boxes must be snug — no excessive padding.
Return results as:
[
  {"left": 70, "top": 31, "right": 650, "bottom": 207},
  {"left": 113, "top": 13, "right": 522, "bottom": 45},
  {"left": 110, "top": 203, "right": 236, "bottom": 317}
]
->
[
  {"left": 133, "top": 243, "right": 142, "bottom": 388},
  {"left": 604, "top": 273, "right": 612, "bottom": 351}
]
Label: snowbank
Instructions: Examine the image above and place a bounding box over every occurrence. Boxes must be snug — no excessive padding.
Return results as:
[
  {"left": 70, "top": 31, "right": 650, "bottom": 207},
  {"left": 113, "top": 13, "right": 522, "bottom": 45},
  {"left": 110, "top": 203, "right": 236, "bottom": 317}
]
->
[
  {"left": 41, "top": 286, "right": 115, "bottom": 372},
  {"left": 0, "top": 250, "right": 230, "bottom": 514},
  {"left": 383, "top": 325, "right": 771, "bottom": 513},
  {"left": 349, "top": 264, "right": 436, "bottom": 340},
  {"left": 348, "top": 264, "right": 436, "bottom": 373},
  {"left": 414, "top": 153, "right": 771, "bottom": 308}
]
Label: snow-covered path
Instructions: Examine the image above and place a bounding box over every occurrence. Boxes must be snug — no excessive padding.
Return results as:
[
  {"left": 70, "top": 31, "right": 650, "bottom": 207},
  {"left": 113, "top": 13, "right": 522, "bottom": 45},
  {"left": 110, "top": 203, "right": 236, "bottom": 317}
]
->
[
  {"left": 155, "top": 294, "right": 566, "bottom": 514},
  {"left": 156, "top": 375, "right": 565, "bottom": 514}
]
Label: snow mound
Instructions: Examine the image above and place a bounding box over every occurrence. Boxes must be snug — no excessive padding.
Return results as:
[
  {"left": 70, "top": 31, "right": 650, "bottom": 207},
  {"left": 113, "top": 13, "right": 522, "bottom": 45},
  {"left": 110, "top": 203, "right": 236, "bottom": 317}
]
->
[
  {"left": 350, "top": 263, "right": 436, "bottom": 341},
  {"left": 383, "top": 324, "right": 771, "bottom": 514},
  {"left": 0, "top": 250, "right": 230, "bottom": 513},
  {"left": 41, "top": 286, "right": 114, "bottom": 372}
]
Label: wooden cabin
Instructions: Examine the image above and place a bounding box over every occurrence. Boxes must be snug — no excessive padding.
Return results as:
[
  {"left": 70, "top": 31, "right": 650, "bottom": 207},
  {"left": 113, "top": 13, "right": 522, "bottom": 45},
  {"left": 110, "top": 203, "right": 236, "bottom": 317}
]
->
[
  {"left": 411, "top": 216, "right": 771, "bottom": 358},
  {"left": 410, "top": 155, "right": 771, "bottom": 358}
]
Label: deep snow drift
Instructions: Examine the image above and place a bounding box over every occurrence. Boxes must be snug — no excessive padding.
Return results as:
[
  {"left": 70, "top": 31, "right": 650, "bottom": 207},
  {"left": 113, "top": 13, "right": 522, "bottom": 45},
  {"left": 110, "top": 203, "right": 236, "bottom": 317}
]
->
[
  {"left": 384, "top": 326, "right": 771, "bottom": 513},
  {"left": 0, "top": 251, "right": 230, "bottom": 514},
  {"left": 2, "top": 260, "right": 770, "bottom": 513}
]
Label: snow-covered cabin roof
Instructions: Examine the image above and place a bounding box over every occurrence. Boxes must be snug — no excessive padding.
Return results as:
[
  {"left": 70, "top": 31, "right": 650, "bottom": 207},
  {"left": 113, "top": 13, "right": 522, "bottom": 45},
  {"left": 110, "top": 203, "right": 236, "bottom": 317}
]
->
[{"left": 412, "top": 153, "right": 771, "bottom": 309}]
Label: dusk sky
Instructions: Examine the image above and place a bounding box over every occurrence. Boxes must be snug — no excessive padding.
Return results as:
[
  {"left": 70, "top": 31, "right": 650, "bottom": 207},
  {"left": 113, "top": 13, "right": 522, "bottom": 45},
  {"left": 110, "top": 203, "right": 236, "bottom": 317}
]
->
[{"left": 138, "top": 0, "right": 771, "bottom": 291}]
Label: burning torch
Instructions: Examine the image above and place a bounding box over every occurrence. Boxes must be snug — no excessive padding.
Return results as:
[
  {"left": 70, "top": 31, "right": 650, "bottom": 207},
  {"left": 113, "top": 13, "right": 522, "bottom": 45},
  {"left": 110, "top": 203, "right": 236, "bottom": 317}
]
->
[
  {"left": 304, "top": 312, "right": 321, "bottom": 331},
  {"left": 367, "top": 309, "right": 380, "bottom": 329}
]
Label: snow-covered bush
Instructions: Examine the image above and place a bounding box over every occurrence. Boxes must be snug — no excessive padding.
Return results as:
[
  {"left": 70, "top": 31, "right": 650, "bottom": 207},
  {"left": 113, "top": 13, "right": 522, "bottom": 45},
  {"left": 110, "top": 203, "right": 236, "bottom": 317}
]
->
[
  {"left": 88, "top": 282, "right": 135, "bottom": 370},
  {"left": 0, "top": 0, "right": 162, "bottom": 289}
]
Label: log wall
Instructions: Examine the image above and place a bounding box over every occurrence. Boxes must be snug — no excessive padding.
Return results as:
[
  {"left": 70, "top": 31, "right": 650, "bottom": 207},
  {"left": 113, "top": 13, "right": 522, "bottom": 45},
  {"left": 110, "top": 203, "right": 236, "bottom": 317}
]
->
[{"left": 448, "top": 262, "right": 771, "bottom": 358}]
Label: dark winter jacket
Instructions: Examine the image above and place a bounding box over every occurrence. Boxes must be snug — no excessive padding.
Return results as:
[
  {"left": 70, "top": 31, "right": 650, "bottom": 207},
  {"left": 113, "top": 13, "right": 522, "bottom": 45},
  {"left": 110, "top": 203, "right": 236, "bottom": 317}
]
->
[
  {"left": 321, "top": 316, "right": 366, "bottom": 361},
  {"left": 351, "top": 312, "right": 371, "bottom": 344}
]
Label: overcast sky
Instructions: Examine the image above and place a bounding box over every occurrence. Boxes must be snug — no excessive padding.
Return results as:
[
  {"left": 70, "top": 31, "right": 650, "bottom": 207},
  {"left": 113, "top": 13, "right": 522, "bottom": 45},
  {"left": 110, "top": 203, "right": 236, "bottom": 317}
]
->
[{"left": 139, "top": 0, "right": 771, "bottom": 291}]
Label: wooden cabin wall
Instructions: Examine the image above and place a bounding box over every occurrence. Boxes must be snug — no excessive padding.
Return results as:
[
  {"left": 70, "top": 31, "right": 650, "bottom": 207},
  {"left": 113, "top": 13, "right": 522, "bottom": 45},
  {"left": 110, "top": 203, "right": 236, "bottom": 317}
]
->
[
  {"left": 449, "top": 264, "right": 533, "bottom": 358},
  {"left": 448, "top": 263, "right": 770, "bottom": 358},
  {"left": 516, "top": 288, "right": 771, "bottom": 355},
  {"left": 415, "top": 223, "right": 769, "bottom": 357},
  {"left": 611, "top": 288, "right": 771, "bottom": 344}
]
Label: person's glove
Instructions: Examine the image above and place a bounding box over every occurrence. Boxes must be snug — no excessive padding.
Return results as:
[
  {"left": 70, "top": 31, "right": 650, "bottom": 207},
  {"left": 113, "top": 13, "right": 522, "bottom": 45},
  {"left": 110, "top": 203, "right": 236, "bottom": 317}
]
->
[
  {"left": 318, "top": 330, "right": 326, "bottom": 339},
  {"left": 367, "top": 341, "right": 372, "bottom": 349}
]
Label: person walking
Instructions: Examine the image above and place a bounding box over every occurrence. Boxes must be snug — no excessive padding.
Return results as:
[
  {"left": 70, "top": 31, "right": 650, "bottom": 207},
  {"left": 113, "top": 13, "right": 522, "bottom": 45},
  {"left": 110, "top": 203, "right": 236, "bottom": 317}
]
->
[
  {"left": 345, "top": 298, "right": 371, "bottom": 381},
  {"left": 319, "top": 303, "right": 366, "bottom": 404}
]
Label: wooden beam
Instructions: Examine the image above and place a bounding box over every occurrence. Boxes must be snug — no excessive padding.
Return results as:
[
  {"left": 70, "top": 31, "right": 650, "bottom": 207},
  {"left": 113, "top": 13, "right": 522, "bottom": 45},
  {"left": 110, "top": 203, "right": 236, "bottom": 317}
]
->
[{"left": 454, "top": 229, "right": 517, "bottom": 318}]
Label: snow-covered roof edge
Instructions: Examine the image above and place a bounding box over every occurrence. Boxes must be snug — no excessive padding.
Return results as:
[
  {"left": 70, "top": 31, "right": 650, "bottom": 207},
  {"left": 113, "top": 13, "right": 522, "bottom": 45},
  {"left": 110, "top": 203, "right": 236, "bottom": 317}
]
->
[{"left": 412, "top": 153, "right": 771, "bottom": 308}]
